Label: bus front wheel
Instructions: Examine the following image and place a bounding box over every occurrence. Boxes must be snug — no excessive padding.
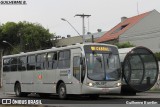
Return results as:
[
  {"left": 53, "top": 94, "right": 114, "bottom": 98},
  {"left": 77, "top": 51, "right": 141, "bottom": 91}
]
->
[{"left": 58, "top": 83, "right": 67, "bottom": 99}]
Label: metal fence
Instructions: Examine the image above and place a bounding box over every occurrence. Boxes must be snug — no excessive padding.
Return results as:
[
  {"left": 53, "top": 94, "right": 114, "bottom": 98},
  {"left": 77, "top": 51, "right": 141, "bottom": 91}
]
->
[{"left": 152, "top": 62, "right": 160, "bottom": 90}]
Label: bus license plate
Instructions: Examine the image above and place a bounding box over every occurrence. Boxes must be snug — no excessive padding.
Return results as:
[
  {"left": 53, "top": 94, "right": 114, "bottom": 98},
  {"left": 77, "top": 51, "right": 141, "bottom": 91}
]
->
[{"left": 102, "top": 88, "right": 109, "bottom": 92}]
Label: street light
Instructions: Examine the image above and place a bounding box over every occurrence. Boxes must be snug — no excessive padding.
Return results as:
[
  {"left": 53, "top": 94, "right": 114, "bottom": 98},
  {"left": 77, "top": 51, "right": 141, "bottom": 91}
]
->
[
  {"left": 61, "top": 18, "right": 83, "bottom": 42},
  {"left": 3, "top": 40, "right": 19, "bottom": 53}
]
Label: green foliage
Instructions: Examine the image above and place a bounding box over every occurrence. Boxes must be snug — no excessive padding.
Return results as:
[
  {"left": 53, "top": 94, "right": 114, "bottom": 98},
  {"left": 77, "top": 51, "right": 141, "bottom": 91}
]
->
[
  {"left": 154, "top": 52, "right": 160, "bottom": 61},
  {"left": 0, "top": 21, "right": 54, "bottom": 54},
  {"left": 1, "top": 22, "right": 20, "bottom": 45},
  {"left": 115, "top": 42, "right": 135, "bottom": 49}
]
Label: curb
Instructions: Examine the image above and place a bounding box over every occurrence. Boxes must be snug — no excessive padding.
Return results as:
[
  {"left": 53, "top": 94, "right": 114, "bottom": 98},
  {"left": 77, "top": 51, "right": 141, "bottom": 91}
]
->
[{"left": 145, "top": 91, "right": 160, "bottom": 93}]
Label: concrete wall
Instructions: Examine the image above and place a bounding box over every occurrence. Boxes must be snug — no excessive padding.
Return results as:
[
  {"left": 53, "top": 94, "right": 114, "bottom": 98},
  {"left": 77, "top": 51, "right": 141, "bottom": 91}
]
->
[
  {"left": 55, "top": 31, "right": 106, "bottom": 47},
  {"left": 119, "top": 10, "right": 160, "bottom": 52},
  {"left": 55, "top": 36, "right": 83, "bottom": 47}
]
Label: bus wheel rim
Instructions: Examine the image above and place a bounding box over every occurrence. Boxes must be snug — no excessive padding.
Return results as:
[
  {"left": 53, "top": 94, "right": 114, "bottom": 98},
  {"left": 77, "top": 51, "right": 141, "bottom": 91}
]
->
[
  {"left": 60, "top": 87, "right": 65, "bottom": 97},
  {"left": 16, "top": 87, "right": 20, "bottom": 96}
]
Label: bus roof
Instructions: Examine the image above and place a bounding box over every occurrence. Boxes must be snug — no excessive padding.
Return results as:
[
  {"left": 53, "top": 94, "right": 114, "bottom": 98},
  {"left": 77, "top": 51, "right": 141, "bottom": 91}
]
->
[{"left": 2, "top": 43, "right": 118, "bottom": 58}]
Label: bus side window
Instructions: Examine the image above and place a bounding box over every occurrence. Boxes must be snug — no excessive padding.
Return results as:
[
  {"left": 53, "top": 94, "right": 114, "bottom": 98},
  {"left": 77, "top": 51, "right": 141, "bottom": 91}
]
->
[
  {"left": 10, "top": 57, "right": 18, "bottom": 71},
  {"left": 58, "top": 51, "right": 70, "bottom": 69},
  {"left": 27, "top": 55, "right": 36, "bottom": 70},
  {"left": 73, "top": 56, "right": 80, "bottom": 81},
  {"left": 36, "top": 54, "right": 46, "bottom": 70},
  {"left": 3, "top": 58, "right": 10, "bottom": 72},
  {"left": 47, "top": 52, "right": 57, "bottom": 69},
  {"left": 18, "top": 56, "right": 27, "bottom": 71},
  {"left": 53, "top": 52, "right": 58, "bottom": 69}
]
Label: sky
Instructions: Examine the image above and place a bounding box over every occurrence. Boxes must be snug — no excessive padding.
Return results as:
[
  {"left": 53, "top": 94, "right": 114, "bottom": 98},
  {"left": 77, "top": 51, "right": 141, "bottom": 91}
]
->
[{"left": 0, "top": 0, "right": 160, "bottom": 37}]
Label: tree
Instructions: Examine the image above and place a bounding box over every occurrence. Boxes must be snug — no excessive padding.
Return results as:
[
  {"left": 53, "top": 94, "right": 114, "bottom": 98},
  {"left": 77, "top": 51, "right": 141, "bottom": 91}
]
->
[
  {"left": 0, "top": 21, "right": 54, "bottom": 54},
  {"left": 17, "top": 21, "right": 53, "bottom": 51},
  {"left": 0, "top": 22, "right": 20, "bottom": 54}
]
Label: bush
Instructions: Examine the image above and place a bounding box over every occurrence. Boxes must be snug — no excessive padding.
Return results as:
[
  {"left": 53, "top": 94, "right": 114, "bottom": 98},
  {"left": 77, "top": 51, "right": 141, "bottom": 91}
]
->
[
  {"left": 115, "top": 42, "right": 135, "bottom": 49},
  {"left": 154, "top": 52, "right": 160, "bottom": 61}
]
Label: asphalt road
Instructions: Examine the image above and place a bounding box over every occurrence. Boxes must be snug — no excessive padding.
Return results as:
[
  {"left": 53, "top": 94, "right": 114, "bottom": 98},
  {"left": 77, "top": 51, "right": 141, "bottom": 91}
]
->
[{"left": 0, "top": 88, "right": 160, "bottom": 107}]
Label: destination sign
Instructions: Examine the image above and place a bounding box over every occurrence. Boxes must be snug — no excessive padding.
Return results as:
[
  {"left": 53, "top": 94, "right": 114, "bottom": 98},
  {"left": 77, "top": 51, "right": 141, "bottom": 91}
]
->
[
  {"left": 91, "top": 46, "right": 109, "bottom": 51},
  {"left": 84, "top": 45, "right": 118, "bottom": 54}
]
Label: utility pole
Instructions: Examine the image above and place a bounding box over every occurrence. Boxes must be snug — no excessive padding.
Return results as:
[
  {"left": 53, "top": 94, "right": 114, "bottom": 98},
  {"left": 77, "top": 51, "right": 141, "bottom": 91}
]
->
[{"left": 75, "top": 14, "right": 91, "bottom": 43}]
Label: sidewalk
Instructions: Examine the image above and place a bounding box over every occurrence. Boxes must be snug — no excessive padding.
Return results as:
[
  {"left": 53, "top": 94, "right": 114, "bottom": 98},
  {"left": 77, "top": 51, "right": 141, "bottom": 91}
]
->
[
  {"left": 146, "top": 90, "right": 160, "bottom": 93},
  {"left": 0, "top": 87, "right": 4, "bottom": 96}
]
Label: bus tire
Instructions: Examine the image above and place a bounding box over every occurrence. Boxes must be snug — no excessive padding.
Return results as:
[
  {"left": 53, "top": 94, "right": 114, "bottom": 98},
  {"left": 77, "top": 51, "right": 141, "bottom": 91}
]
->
[
  {"left": 15, "top": 83, "right": 22, "bottom": 97},
  {"left": 58, "top": 83, "right": 67, "bottom": 99}
]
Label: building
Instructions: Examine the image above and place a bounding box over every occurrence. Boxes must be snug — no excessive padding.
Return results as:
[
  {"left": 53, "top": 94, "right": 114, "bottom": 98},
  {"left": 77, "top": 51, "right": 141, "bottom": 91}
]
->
[
  {"left": 84, "top": 30, "right": 107, "bottom": 43},
  {"left": 55, "top": 30, "right": 106, "bottom": 47},
  {"left": 96, "top": 10, "right": 160, "bottom": 52}
]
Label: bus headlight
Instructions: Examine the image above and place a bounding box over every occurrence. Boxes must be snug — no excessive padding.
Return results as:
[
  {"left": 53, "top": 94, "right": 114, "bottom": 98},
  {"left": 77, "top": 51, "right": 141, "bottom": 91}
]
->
[
  {"left": 87, "top": 82, "right": 95, "bottom": 87},
  {"left": 115, "top": 82, "right": 121, "bottom": 87}
]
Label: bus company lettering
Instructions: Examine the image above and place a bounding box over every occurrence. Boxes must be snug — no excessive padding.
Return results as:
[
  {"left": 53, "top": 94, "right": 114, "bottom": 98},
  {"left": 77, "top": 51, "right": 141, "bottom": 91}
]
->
[
  {"left": 91, "top": 46, "right": 109, "bottom": 51},
  {"left": 27, "top": 100, "right": 42, "bottom": 104},
  {"left": 2, "top": 99, "right": 42, "bottom": 104},
  {"left": 60, "top": 70, "right": 68, "bottom": 76}
]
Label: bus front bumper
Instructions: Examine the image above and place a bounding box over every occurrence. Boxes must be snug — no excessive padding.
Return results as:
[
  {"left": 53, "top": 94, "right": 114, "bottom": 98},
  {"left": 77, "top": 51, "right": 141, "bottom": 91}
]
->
[{"left": 82, "top": 85, "right": 121, "bottom": 94}]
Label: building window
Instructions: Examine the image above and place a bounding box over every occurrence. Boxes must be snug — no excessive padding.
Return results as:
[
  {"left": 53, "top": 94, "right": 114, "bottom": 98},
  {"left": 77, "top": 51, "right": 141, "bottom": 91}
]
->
[{"left": 111, "top": 24, "right": 129, "bottom": 34}]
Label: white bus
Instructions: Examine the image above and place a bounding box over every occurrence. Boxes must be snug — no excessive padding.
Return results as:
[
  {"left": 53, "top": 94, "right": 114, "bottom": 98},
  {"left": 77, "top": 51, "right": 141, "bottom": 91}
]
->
[{"left": 2, "top": 43, "right": 121, "bottom": 99}]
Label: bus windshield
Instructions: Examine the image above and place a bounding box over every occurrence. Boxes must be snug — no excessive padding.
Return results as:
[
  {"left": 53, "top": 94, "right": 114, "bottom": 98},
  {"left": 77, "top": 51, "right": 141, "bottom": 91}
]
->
[{"left": 86, "top": 52, "right": 121, "bottom": 81}]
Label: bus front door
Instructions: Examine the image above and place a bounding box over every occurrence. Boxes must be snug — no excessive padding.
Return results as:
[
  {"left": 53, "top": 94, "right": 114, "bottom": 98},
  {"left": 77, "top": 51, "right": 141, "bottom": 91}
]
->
[
  {"left": 122, "top": 47, "right": 159, "bottom": 93},
  {"left": 72, "top": 53, "right": 82, "bottom": 94}
]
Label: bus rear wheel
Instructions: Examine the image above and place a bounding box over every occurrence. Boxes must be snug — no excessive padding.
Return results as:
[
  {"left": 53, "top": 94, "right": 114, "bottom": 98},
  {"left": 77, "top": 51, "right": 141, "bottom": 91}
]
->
[
  {"left": 15, "top": 83, "right": 22, "bottom": 97},
  {"left": 15, "top": 83, "right": 28, "bottom": 97},
  {"left": 58, "top": 83, "right": 67, "bottom": 99}
]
